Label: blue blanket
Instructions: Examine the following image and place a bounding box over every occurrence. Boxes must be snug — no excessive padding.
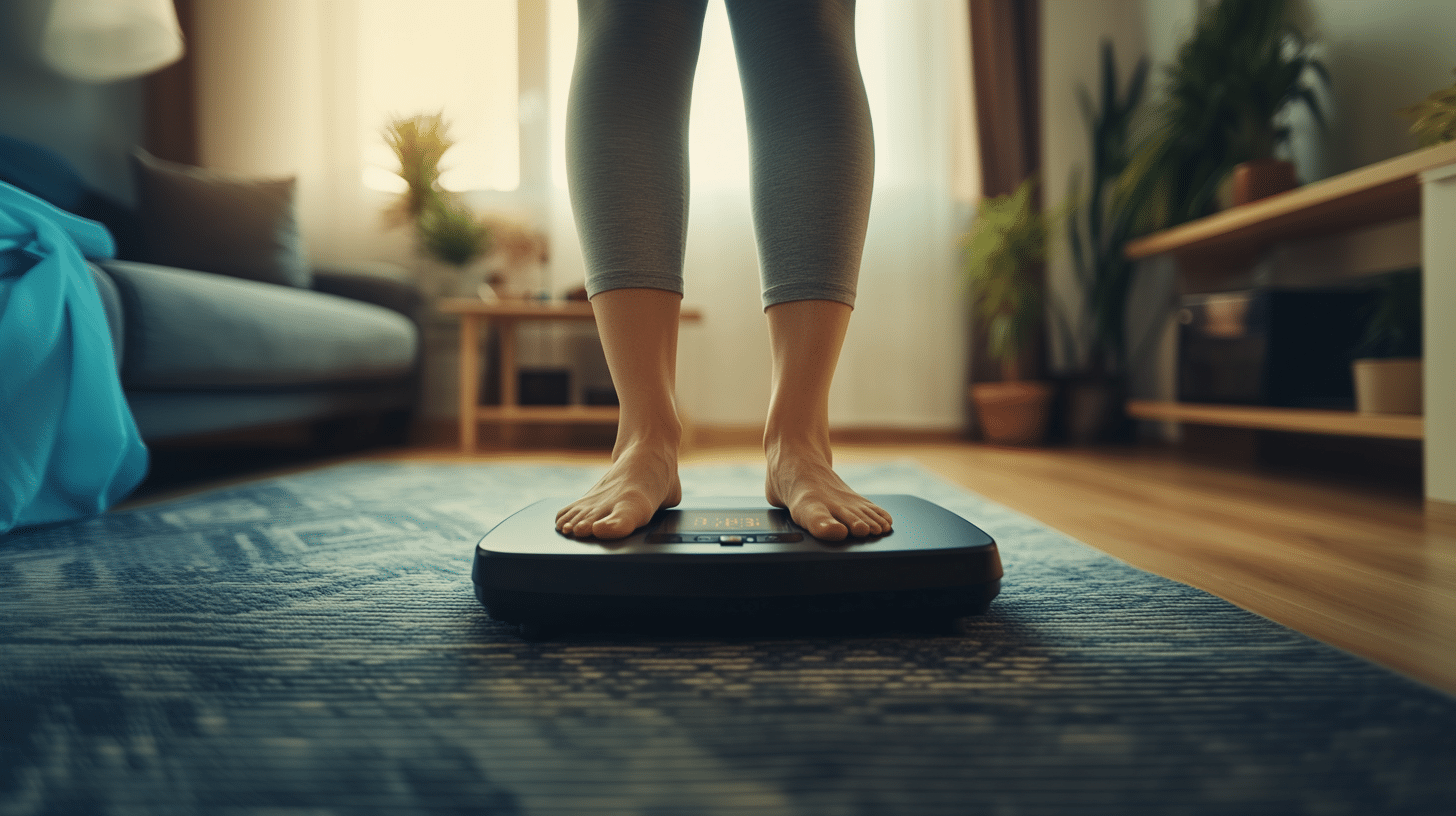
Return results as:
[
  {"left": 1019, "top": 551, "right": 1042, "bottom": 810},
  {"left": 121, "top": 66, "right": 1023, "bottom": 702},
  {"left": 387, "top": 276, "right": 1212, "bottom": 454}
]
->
[{"left": 0, "top": 181, "right": 146, "bottom": 532}]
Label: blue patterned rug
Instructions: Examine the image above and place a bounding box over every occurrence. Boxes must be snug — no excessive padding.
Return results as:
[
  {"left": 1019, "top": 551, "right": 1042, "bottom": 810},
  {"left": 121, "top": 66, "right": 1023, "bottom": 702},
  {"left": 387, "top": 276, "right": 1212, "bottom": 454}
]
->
[{"left": 2, "top": 461, "right": 1454, "bottom": 815}]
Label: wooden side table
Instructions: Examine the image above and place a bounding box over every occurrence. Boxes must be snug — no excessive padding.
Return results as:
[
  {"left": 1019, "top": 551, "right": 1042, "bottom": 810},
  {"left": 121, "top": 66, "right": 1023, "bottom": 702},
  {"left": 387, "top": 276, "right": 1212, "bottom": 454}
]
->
[{"left": 436, "top": 298, "right": 701, "bottom": 451}]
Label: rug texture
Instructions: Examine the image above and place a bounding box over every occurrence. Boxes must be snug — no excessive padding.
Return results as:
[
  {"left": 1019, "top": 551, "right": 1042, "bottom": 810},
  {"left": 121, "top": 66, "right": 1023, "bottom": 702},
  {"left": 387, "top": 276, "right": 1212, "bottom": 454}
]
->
[{"left": 1, "top": 461, "right": 1453, "bottom": 815}]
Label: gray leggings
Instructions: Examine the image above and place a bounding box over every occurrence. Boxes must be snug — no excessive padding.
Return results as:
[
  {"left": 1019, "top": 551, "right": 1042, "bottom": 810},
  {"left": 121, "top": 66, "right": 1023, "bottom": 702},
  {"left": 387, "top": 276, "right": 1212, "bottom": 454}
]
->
[{"left": 567, "top": 0, "right": 874, "bottom": 309}]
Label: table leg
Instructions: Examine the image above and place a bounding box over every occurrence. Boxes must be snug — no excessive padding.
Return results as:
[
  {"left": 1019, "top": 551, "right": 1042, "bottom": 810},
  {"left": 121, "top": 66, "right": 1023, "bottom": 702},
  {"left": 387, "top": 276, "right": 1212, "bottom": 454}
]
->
[
  {"left": 498, "top": 317, "right": 519, "bottom": 447},
  {"left": 458, "top": 315, "right": 480, "bottom": 453}
]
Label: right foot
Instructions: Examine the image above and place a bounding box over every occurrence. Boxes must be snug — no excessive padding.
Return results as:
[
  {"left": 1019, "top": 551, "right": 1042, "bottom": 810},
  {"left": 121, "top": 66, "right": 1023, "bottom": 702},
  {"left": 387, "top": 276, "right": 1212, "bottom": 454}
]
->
[{"left": 555, "top": 435, "right": 682, "bottom": 539}]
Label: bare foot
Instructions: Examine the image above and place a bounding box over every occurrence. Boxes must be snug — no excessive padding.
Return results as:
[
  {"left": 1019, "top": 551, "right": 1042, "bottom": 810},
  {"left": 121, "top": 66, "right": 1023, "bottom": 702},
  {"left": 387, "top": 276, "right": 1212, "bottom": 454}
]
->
[
  {"left": 556, "top": 434, "right": 682, "bottom": 539},
  {"left": 764, "top": 437, "right": 892, "bottom": 542}
]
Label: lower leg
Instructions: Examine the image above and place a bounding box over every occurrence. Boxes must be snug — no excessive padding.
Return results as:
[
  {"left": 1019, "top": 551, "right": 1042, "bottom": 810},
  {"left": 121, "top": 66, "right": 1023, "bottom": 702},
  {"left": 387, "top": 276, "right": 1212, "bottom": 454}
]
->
[
  {"left": 558, "top": 1, "right": 704, "bottom": 537},
  {"left": 763, "top": 299, "right": 892, "bottom": 541},
  {"left": 556, "top": 288, "right": 683, "bottom": 539}
]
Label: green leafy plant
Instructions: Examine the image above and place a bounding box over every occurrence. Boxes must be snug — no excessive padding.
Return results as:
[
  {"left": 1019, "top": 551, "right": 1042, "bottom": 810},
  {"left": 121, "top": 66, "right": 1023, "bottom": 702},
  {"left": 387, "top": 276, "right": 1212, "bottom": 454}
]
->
[
  {"left": 382, "top": 112, "right": 491, "bottom": 269},
  {"left": 417, "top": 198, "right": 492, "bottom": 268},
  {"left": 965, "top": 177, "right": 1052, "bottom": 382},
  {"left": 1062, "top": 40, "right": 1148, "bottom": 378},
  {"left": 1121, "top": 0, "right": 1328, "bottom": 229},
  {"left": 1399, "top": 70, "right": 1456, "bottom": 148},
  {"left": 383, "top": 112, "right": 452, "bottom": 226}
]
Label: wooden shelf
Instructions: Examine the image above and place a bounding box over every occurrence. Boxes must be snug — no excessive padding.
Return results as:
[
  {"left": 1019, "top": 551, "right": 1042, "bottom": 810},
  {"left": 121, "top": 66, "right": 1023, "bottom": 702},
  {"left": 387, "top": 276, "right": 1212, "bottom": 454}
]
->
[
  {"left": 1127, "top": 400, "right": 1423, "bottom": 440},
  {"left": 1124, "top": 140, "right": 1456, "bottom": 270}
]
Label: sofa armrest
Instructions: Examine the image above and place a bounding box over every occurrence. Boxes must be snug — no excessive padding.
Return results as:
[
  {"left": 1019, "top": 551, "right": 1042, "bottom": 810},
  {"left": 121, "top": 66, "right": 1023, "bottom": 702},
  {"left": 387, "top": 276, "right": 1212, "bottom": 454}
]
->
[
  {"left": 311, "top": 268, "right": 424, "bottom": 325},
  {"left": 89, "top": 263, "right": 125, "bottom": 370}
]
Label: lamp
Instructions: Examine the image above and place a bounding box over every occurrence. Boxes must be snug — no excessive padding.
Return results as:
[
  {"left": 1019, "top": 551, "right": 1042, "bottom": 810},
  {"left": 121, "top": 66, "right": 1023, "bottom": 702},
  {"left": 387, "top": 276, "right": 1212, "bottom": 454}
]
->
[{"left": 41, "top": 0, "right": 184, "bottom": 83}]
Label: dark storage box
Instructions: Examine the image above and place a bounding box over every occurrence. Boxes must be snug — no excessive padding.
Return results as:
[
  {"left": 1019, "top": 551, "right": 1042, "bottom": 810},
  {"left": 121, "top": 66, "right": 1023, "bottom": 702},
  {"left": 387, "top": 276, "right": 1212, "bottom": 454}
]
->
[{"left": 1177, "top": 287, "right": 1375, "bottom": 409}]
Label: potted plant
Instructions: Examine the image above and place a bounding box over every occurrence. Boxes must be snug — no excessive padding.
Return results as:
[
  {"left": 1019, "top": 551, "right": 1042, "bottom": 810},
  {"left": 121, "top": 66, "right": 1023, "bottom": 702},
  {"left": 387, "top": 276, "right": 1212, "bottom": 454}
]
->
[
  {"left": 1352, "top": 270, "right": 1422, "bottom": 415},
  {"left": 383, "top": 112, "right": 492, "bottom": 296},
  {"left": 1059, "top": 40, "right": 1149, "bottom": 443},
  {"left": 1122, "top": 0, "right": 1328, "bottom": 228},
  {"left": 966, "top": 177, "right": 1055, "bottom": 446}
]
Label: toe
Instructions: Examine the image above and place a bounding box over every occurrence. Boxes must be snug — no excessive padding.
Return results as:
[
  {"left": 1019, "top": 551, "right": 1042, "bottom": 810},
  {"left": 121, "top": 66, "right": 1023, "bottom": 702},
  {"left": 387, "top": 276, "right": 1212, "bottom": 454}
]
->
[
  {"left": 592, "top": 511, "right": 636, "bottom": 540},
  {"left": 804, "top": 507, "right": 849, "bottom": 541},
  {"left": 556, "top": 506, "right": 587, "bottom": 535}
]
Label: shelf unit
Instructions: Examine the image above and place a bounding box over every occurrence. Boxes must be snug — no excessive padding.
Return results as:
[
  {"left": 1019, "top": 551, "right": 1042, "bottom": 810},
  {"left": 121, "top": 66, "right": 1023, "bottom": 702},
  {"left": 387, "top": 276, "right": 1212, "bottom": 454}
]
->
[{"left": 1122, "top": 141, "right": 1456, "bottom": 511}]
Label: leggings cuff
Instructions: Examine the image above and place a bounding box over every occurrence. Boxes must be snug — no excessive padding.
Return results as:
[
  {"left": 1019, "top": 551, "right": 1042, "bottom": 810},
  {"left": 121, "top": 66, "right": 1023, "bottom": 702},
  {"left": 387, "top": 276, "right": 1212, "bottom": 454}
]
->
[
  {"left": 585, "top": 272, "right": 685, "bottom": 300},
  {"left": 761, "top": 281, "right": 857, "bottom": 310}
]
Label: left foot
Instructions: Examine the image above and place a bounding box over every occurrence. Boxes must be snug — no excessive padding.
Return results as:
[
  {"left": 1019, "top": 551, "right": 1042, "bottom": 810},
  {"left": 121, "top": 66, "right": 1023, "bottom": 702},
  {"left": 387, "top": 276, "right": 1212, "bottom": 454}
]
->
[{"left": 764, "top": 436, "right": 892, "bottom": 541}]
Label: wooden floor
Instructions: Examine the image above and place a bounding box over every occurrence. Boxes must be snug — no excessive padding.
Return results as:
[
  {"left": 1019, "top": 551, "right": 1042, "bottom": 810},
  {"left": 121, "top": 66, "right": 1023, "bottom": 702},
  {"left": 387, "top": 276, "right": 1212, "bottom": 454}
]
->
[
  {"left": 892, "top": 443, "right": 1456, "bottom": 697},
  {"left": 139, "top": 437, "right": 1456, "bottom": 697}
]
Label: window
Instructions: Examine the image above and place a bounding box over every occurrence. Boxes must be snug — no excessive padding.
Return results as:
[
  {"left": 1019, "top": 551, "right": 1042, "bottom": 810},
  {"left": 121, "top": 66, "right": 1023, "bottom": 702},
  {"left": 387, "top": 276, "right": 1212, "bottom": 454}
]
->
[{"left": 356, "top": 0, "right": 520, "bottom": 193}]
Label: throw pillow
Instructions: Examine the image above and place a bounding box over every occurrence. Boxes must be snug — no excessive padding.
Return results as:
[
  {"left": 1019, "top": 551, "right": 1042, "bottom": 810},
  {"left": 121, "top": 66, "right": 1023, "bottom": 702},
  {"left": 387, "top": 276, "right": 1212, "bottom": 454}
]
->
[{"left": 130, "top": 149, "right": 310, "bottom": 288}]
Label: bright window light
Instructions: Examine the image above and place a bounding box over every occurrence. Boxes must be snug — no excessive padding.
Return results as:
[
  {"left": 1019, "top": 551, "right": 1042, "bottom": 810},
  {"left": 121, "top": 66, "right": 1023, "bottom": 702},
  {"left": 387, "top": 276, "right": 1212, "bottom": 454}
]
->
[{"left": 357, "top": 0, "right": 520, "bottom": 193}]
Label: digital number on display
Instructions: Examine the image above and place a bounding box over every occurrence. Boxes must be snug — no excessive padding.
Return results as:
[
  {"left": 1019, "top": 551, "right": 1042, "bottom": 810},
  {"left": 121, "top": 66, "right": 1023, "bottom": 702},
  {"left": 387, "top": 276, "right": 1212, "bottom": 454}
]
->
[{"left": 659, "top": 511, "right": 794, "bottom": 534}]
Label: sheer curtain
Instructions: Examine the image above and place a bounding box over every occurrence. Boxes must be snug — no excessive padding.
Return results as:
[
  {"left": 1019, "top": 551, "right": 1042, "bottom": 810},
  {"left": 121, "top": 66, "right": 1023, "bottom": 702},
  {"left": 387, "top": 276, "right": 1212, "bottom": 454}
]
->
[
  {"left": 188, "top": 0, "right": 977, "bottom": 431},
  {"left": 548, "top": 0, "right": 979, "bottom": 429},
  {"left": 188, "top": 0, "right": 527, "bottom": 273}
]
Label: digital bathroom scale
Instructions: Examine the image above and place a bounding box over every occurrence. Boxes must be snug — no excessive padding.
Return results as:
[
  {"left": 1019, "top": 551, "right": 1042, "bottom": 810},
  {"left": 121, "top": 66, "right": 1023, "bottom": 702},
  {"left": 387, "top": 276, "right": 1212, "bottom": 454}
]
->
[{"left": 472, "top": 494, "right": 1002, "bottom": 638}]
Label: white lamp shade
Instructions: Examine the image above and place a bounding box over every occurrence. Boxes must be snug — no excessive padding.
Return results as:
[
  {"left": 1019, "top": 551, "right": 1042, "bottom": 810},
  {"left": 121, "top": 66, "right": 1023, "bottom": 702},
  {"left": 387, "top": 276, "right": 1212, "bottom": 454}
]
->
[{"left": 42, "top": 0, "right": 184, "bottom": 83}]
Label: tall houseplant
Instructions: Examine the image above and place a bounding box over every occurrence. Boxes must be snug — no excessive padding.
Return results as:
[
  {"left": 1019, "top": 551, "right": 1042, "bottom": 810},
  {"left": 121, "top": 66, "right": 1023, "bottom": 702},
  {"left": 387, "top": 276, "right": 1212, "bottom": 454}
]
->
[
  {"left": 1122, "top": 0, "right": 1328, "bottom": 229},
  {"left": 966, "top": 177, "right": 1055, "bottom": 446},
  {"left": 1060, "top": 41, "right": 1149, "bottom": 442}
]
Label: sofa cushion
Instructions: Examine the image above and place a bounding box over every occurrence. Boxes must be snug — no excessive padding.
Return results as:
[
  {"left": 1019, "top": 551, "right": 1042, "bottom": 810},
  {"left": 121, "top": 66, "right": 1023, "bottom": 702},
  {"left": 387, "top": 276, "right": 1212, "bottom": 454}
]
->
[
  {"left": 131, "top": 149, "right": 311, "bottom": 288},
  {"left": 101, "top": 260, "right": 417, "bottom": 390}
]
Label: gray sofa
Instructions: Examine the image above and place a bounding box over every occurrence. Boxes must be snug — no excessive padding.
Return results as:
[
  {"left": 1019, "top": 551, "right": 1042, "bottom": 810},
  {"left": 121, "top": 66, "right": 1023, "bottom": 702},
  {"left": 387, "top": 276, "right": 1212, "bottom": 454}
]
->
[
  {"left": 5, "top": 134, "right": 422, "bottom": 443},
  {"left": 89, "top": 260, "right": 420, "bottom": 441}
]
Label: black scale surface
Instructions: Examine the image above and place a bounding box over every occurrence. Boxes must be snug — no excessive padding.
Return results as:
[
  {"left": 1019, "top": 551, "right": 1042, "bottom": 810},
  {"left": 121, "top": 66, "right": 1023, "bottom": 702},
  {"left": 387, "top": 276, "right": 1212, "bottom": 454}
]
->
[{"left": 473, "top": 494, "right": 1003, "bottom": 634}]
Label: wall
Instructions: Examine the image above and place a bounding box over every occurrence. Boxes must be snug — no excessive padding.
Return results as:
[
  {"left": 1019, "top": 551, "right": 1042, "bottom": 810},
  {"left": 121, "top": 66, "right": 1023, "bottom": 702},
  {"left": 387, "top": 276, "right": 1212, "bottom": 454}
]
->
[{"left": 0, "top": 0, "right": 146, "bottom": 202}]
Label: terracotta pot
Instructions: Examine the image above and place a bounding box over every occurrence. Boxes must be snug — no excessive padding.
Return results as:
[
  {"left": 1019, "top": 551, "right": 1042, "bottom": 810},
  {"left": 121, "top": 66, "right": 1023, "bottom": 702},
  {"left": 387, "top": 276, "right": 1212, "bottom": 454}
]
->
[
  {"left": 971, "top": 380, "right": 1053, "bottom": 446},
  {"left": 1352, "top": 358, "right": 1423, "bottom": 415},
  {"left": 1230, "top": 159, "right": 1298, "bottom": 206}
]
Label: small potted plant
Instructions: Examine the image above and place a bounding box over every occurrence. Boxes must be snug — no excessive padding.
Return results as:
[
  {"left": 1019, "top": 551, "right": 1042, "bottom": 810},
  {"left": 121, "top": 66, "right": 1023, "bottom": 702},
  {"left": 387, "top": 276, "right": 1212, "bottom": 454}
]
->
[
  {"left": 383, "top": 112, "right": 492, "bottom": 296},
  {"left": 1352, "top": 270, "right": 1422, "bottom": 415},
  {"left": 965, "top": 177, "right": 1055, "bottom": 446}
]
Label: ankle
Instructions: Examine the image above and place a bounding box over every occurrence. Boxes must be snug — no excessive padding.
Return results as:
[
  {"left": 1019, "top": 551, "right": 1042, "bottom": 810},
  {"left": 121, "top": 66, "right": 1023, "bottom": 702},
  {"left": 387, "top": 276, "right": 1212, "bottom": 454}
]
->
[
  {"left": 763, "top": 422, "right": 831, "bottom": 463},
  {"left": 614, "top": 416, "right": 683, "bottom": 459}
]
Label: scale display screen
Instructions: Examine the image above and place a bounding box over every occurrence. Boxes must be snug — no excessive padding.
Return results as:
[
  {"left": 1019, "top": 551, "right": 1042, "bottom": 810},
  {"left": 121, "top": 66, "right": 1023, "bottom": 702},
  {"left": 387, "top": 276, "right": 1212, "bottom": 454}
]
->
[
  {"left": 657, "top": 510, "right": 797, "bottom": 535},
  {"left": 645, "top": 509, "right": 804, "bottom": 544}
]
